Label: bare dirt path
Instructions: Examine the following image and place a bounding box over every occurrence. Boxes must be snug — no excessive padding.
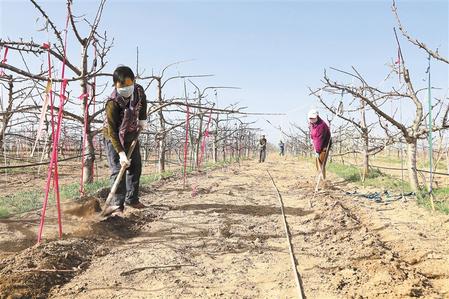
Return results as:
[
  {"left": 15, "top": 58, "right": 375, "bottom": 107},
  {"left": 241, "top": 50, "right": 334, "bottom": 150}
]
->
[{"left": 1, "top": 156, "right": 448, "bottom": 298}]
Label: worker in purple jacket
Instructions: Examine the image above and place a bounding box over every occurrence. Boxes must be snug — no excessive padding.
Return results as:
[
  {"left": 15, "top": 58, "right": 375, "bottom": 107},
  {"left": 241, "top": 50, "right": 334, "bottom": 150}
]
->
[{"left": 308, "top": 109, "right": 331, "bottom": 180}]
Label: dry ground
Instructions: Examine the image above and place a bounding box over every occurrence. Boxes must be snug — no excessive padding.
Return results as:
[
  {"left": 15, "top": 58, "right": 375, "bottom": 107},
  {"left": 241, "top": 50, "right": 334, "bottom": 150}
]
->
[{"left": 0, "top": 156, "right": 448, "bottom": 298}]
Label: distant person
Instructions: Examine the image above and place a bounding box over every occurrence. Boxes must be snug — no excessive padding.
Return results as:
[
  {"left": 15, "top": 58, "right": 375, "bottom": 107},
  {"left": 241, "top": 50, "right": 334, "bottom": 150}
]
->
[
  {"left": 259, "top": 135, "right": 267, "bottom": 163},
  {"left": 279, "top": 140, "right": 285, "bottom": 156},
  {"left": 308, "top": 109, "right": 331, "bottom": 180},
  {"left": 102, "top": 66, "right": 148, "bottom": 217}
]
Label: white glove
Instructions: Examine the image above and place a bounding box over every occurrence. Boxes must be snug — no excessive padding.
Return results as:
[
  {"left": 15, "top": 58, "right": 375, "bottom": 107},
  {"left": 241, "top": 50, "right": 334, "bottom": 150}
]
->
[
  {"left": 139, "top": 120, "right": 147, "bottom": 130},
  {"left": 119, "top": 151, "right": 131, "bottom": 168},
  {"left": 314, "top": 152, "right": 320, "bottom": 158}
]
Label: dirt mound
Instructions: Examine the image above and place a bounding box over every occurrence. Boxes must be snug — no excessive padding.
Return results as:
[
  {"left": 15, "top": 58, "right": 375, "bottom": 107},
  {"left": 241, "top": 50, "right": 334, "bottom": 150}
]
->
[
  {"left": 0, "top": 239, "right": 94, "bottom": 299},
  {"left": 0, "top": 200, "right": 167, "bottom": 297},
  {"left": 296, "top": 196, "right": 437, "bottom": 298},
  {"left": 64, "top": 197, "right": 101, "bottom": 218},
  {"left": 90, "top": 215, "right": 141, "bottom": 239},
  {"left": 0, "top": 205, "right": 168, "bottom": 298},
  {"left": 80, "top": 208, "right": 163, "bottom": 240}
]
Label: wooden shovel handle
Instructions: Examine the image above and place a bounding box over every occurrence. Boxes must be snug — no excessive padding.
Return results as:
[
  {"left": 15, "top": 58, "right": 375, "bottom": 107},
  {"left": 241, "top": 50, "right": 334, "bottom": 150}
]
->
[{"left": 103, "top": 129, "right": 141, "bottom": 207}]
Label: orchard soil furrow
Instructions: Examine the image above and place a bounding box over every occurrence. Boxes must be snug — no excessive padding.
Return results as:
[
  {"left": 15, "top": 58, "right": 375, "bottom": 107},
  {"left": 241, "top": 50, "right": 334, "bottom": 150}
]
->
[{"left": 0, "top": 157, "right": 448, "bottom": 298}]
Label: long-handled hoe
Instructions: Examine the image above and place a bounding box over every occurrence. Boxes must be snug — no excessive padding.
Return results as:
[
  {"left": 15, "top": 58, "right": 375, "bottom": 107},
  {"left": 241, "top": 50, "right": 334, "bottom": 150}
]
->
[
  {"left": 308, "top": 157, "right": 325, "bottom": 208},
  {"left": 309, "top": 141, "right": 331, "bottom": 208}
]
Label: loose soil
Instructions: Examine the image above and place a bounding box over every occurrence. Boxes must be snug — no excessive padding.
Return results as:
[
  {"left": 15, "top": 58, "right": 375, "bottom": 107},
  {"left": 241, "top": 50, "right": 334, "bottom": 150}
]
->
[{"left": 0, "top": 156, "right": 448, "bottom": 298}]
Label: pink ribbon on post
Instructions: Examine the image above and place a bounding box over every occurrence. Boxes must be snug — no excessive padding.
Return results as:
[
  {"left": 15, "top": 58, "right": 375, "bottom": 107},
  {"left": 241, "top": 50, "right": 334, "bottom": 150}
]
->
[
  {"left": 37, "top": 12, "right": 71, "bottom": 243},
  {"left": 197, "top": 109, "right": 213, "bottom": 169},
  {"left": 0, "top": 46, "right": 9, "bottom": 76},
  {"left": 78, "top": 92, "right": 89, "bottom": 100},
  {"left": 1, "top": 46, "right": 9, "bottom": 64}
]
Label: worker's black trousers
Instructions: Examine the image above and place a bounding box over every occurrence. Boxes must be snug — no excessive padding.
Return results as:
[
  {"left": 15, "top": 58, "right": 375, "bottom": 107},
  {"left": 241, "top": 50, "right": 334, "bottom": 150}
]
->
[
  {"left": 104, "top": 139, "right": 142, "bottom": 210},
  {"left": 259, "top": 148, "right": 266, "bottom": 163}
]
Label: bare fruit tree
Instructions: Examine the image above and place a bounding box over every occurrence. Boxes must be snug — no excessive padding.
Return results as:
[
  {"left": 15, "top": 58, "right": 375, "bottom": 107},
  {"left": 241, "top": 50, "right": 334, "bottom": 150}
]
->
[
  {"left": 320, "top": 56, "right": 448, "bottom": 191},
  {"left": 0, "top": 0, "right": 111, "bottom": 184},
  {"left": 140, "top": 61, "right": 213, "bottom": 173},
  {"left": 0, "top": 74, "right": 35, "bottom": 154},
  {"left": 310, "top": 84, "right": 396, "bottom": 179},
  {"left": 392, "top": 0, "right": 448, "bottom": 65}
]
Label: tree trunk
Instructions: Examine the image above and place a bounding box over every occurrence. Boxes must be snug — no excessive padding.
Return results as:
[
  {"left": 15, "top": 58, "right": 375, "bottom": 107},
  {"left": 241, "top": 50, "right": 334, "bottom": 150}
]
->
[
  {"left": 213, "top": 133, "right": 218, "bottom": 163},
  {"left": 362, "top": 132, "right": 369, "bottom": 180},
  {"left": 80, "top": 104, "right": 95, "bottom": 184},
  {"left": 407, "top": 140, "right": 419, "bottom": 191},
  {"left": 359, "top": 99, "right": 369, "bottom": 179},
  {"left": 222, "top": 137, "right": 227, "bottom": 162},
  {"left": 156, "top": 79, "right": 166, "bottom": 173},
  {"left": 80, "top": 46, "right": 95, "bottom": 184},
  {"left": 213, "top": 118, "right": 219, "bottom": 163},
  {"left": 0, "top": 125, "right": 4, "bottom": 156},
  {"left": 246, "top": 134, "right": 250, "bottom": 159},
  {"left": 445, "top": 147, "right": 449, "bottom": 186},
  {"left": 0, "top": 76, "right": 14, "bottom": 156},
  {"left": 82, "top": 130, "right": 95, "bottom": 184},
  {"left": 158, "top": 134, "right": 166, "bottom": 173},
  {"left": 195, "top": 111, "right": 203, "bottom": 169}
]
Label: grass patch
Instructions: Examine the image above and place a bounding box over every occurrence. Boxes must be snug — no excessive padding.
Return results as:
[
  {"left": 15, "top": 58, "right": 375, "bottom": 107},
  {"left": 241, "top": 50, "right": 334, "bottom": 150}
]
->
[
  {"left": 327, "top": 161, "right": 413, "bottom": 192},
  {"left": 433, "top": 186, "right": 449, "bottom": 198},
  {"left": 2, "top": 166, "right": 40, "bottom": 174},
  {"left": 0, "top": 179, "right": 112, "bottom": 218},
  {"left": 327, "top": 163, "right": 361, "bottom": 182},
  {"left": 372, "top": 155, "right": 403, "bottom": 165},
  {"left": 0, "top": 189, "right": 45, "bottom": 218},
  {"left": 416, "top": 186, "right": 449, "bottom": 215},
  {"left": 346, "top": 155, "right": 447, "bottom": 173},
  {"left": 328, "top": 160, "right": 449, "bottom": 215},
  {"left": 0, "top": 207, "right": 9, "bottom": 218},
  {"left": 60, "top": 178, "right": 110, "bottom": 200},
  {"left": 433, "top": 200, "right": 449, "bottom": 214},
  {"left": 203, "top": 159, "right": 232, "bottom": 170},
  {"left": 140, "top": 170, "right": 175, "bottom": 185},
  {"left": 417, "top": 192, "right": 449, "bottom": 215},
  {"left": 417, "top": 160, "right": 447, "bottom": 172}
]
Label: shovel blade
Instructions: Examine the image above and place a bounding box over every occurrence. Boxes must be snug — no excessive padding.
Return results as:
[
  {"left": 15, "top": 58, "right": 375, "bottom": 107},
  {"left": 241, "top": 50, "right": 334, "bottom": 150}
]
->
[{"left": 101, "top": 204, "right": 121, "bottom": 217}]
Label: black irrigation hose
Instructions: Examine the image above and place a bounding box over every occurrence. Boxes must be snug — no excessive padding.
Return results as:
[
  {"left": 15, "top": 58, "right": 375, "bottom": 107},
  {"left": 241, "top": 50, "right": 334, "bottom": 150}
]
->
[
  {"left": 267, "top": 170, "right": 306, "bottom": 299},
  {"left": 0, "top": 154, "right": 85, "bottom": 170},
  {"left": 337, "top": 160, "right": 449, "bottom": 177},
  {"left": 372, "top": 164, "right": 449, "bottom": 177}
]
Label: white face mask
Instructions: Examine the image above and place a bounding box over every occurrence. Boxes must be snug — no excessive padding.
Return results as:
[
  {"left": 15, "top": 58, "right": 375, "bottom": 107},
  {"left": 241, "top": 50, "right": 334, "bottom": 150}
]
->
[
  {"left": 117, "top": 85, "right": 134, "bottom": 98},
  {"left": 309, "top": 117, "right": 318, "bottom": 124}
]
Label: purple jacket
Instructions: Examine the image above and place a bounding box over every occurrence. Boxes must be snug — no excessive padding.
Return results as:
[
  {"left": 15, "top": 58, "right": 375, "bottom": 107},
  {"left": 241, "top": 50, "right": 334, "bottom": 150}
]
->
[
  {"left": 104, "top": 84, "right": 145, "bottom": 147},
  {"left": 310, "top": 116, "right": 331, "bottom": 153}
]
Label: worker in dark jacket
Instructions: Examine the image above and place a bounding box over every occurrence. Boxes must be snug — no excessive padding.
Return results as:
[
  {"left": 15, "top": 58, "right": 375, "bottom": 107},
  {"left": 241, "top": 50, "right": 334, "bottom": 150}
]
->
[
  {"left": 279, "top": 140, "right": 285, "bottom": 156},
  {"left": 259, "top": 135, "right": 267, "bottom": 163},
  {"left": 103, "top": 66, "right": 147, "bottom": 216},
  {"left": 309, "top": 109, "right": 331, "bottom": 180}
]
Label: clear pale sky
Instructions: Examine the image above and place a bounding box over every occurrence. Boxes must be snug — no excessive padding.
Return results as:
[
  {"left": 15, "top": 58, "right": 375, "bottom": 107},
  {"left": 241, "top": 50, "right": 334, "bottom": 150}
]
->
[{"left": 1, "top": 0, "right": 448, "bottom": 142}]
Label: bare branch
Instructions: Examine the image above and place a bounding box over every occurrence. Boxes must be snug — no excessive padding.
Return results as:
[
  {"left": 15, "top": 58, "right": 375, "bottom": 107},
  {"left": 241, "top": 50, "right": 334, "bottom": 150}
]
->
[{"left": 392, "top": 0, "right": 448, "bottom": 64}]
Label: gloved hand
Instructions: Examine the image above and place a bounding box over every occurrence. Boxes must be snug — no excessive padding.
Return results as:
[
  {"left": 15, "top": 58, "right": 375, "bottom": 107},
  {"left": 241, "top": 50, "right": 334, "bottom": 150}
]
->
[
  {"left": 139, "top": 120, "right": 147, "bottom": 130},
  {"left": 314, "top": 152, "right": 320, "bottom": 158},
  {"left": 119, "top": 151, "right": 131, "bottom": 168}
]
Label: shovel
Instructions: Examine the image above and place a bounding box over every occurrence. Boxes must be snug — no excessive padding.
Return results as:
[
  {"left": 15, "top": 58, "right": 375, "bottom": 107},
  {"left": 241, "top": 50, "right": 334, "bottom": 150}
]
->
[{"left": 101, "top": 131, "right": 141, "bottom": 217}]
